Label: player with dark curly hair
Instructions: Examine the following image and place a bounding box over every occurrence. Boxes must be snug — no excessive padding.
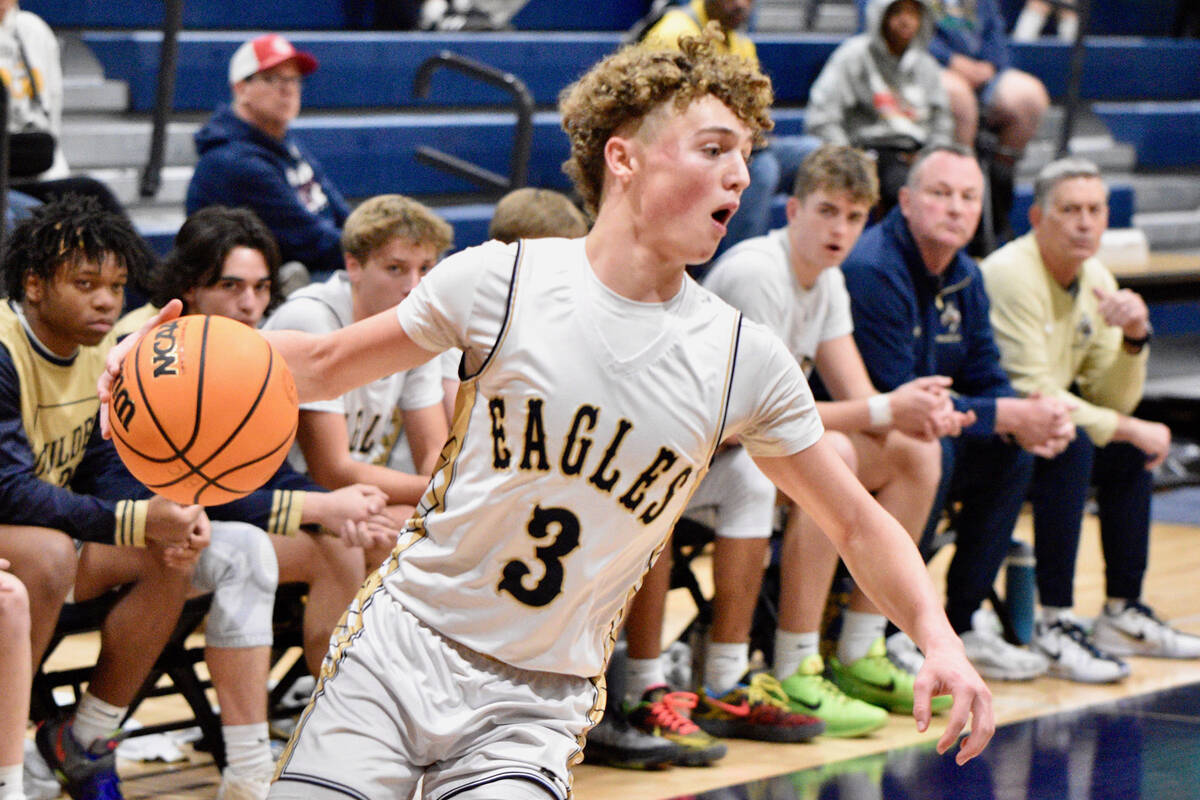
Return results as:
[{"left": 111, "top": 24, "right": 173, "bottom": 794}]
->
[{"left": 0, "top": 195, "right": 208, "bottom": 800}]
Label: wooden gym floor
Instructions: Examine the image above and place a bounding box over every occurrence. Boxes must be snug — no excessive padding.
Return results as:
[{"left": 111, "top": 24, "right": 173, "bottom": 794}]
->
[{"left": 31, "top": 490, "right": 1200, "bottom": 799}]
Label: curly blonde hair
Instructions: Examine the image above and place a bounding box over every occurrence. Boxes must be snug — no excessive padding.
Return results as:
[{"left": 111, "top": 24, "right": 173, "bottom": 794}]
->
[{"left": 559, "top": 25, "right": 775, "bottom": 216}]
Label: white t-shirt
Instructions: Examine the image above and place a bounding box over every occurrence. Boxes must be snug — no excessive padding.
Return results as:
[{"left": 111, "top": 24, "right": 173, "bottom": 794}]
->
[
  {"left": 262, "top": 271, "right": 444, "bottom": 473},
  {"left": 704, "top": 227, "right": 854, "bottom": 376},
  {"left": 384, "top": 237, "right": 823, "bottom": 677},
  {"left": 0, "top": 7, "right": 68, "bottom": 178}
]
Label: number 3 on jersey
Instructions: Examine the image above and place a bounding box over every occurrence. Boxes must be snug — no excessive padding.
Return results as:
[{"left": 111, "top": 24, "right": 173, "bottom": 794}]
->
[{"left": 498, "top": 505, "right": 581, "bottom": 607}]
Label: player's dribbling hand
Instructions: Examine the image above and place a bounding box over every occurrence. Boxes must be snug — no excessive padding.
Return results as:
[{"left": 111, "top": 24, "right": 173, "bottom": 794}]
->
[
  {"left": 98, "top": 299, "right": 183, "bottom": 440},
  {"left": 912, "top": 638, "right": 994, "bottom": 765}
]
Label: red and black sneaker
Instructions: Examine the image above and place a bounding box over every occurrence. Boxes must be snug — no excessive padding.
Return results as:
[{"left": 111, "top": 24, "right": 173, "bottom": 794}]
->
[
  {"left": 626, "top": 685, "right": 727, "bottom": 766},
  {"left": 693, "top": 673, "right": 826, "bottom": 743}
]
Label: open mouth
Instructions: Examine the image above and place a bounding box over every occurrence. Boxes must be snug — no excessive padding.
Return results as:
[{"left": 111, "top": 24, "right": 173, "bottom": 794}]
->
[{"left": 712, "top": 206, "right": 736, "bottom": 227}]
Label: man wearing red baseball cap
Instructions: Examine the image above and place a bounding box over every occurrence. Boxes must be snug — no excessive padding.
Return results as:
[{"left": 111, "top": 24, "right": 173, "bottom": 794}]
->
[{"left": 186, "top": 34, "right": 351, "bottom": 280}]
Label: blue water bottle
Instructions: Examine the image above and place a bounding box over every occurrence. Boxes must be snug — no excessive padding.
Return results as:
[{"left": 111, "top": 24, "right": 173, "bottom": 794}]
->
[{"left": 1004, "top": 539, "right": 1037, "bottom": 644}]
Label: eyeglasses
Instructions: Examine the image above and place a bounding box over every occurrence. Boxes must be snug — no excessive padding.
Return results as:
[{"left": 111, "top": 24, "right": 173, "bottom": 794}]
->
[{"left": 252, "top": 73, "right": 304, "bottom": 88}]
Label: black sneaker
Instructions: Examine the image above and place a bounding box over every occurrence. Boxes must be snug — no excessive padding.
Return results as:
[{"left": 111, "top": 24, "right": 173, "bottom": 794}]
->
[
  {"left": 35, "top": 717, "right": 123, "bottom": 800},
  {"left": 583, "top": 710, "right": 679, "bottom": 770}
]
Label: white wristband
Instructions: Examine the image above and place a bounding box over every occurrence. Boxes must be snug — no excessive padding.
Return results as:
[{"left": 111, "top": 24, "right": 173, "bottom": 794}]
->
[{"left": 868, "top": 393, "right": 893, "bottom": 428}]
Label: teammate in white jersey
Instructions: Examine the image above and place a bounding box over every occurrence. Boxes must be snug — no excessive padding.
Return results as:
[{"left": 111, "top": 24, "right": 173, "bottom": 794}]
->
[
  {"left": 262, "top": 195, "right": 451, "bottom": 564},
  {"left": 702, "top": 145, "right": 973, "bottom": 729},
  {"left": 104, "top": 30, "right": 994, "bottom": 800}
]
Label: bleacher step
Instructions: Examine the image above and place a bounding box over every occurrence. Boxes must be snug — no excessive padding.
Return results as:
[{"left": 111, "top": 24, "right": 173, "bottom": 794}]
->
[
  {"left": 62, "top": 77, "right": 128, "bottom": 114},
  {"left": 85, "top": 165, "right": 193, "bottom": 206},
  {"left": 60, "top": 117, "right": 199, "bottom": 169},
  {"left": 1125, "top": 174, "right": 1200, "bottom": 214},
  {"left": 1134, "top": 209, "right": 1200, "bottom": 250}
]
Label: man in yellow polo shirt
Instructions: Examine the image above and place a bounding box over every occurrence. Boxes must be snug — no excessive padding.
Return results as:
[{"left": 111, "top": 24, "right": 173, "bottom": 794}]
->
[{"left": 981, "top": 157, "right": 1200, "bottom": 683}]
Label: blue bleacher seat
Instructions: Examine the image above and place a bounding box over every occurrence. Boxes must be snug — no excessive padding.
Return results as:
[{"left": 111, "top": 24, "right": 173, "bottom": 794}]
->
[
  {"left": 81, "top": 33, "right": 1200, "bottom": 114},
  {"left": 1093, "top": 102, "right": 1200, "bottom": 169}
]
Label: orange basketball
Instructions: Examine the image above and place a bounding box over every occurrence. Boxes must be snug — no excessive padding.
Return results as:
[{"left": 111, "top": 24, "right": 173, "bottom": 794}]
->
[{"left": 107, "top": 314, "right": 299, "bottom": 506}]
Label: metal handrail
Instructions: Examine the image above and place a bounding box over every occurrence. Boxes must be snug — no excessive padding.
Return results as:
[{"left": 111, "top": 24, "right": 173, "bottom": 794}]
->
[
  {"left": 0, "top": 79, "right": 9, "bottom": 263},
  {"left": 1055, "top": 0, "right": 1090, "bottom": 157},
  {"left": 412, "top": 51, "right": 532, "bottom": 196},
  {"left": 140, "top": 0, "right": 183, "bottom": 198}
]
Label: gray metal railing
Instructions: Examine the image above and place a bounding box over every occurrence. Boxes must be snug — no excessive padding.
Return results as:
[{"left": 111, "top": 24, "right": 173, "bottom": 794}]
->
[
  {"left": 1055, "top": 0, "right": 1090, "bottom": 157},
  {"left": 141, "top": 0, "right": 184, "bottom": 198},
  {"left": 413, "top": 51, "right": 533, "bottom": 196},
  {"left": 0, "top": 79, "right": 9, "bottom": 262}
]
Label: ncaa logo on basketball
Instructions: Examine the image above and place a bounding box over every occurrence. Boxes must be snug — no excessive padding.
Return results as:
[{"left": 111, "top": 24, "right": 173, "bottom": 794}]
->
[{"left": 152, "top": 319, "right": 181, "bottom": 377}]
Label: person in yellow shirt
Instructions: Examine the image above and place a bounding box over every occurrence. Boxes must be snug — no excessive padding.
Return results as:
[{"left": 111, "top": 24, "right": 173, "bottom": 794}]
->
[
  {"left": 642, "top": 0, "right": 820, "bottom": 265},
  {"left": 981, "top": 157, "right": 1200, "bottom": 684}
]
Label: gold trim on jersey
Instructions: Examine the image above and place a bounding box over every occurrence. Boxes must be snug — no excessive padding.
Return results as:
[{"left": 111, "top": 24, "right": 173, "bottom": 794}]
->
[
  {"left": 113, "top": 499, "right": 148, "bottom": 547},
  {"left": 268, "top": 490, "right": 305, "bottom": 537},
  {"left": 368, "top": 405, "right": 405, "bottom": 468}
]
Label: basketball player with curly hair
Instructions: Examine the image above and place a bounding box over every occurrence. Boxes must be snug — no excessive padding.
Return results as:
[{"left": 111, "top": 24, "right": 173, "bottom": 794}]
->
[{"left": 105, "top": 31, "right": 994, "bottom": 799}]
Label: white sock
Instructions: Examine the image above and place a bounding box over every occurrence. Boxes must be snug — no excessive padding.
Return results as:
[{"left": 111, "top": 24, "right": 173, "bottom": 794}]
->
[
  {"left": 1056, "top": 13, "right": 1078, "bottom": 42},
  {"left": 773, "top": 630, "right": 820, "bottom": 680},
  {"left": 222, "top": 722, "right": 273, "bottom": 779},
  {"left": 1041, "top": 605, "right": 1074, "bottom": 625},
  {"left": 0, "top": 763, "right": 25, "bottom": 800},
  {"left": 1105, "top": 598, "right": 1131, "bottom": 616},
  {"left": 72, "top": 693, "right": 127, "bottom": 749},
  {"left": 837, "top": 611, "right": 887, "bottom": 665},
  {"left": 1012, "top": 6, "right": 1048, "bottom": 40},
  {"left": 703, "top": 640, "right": 749, "bottom": 696},
  {"left": 624, "top": 656, "right": 666, "bottom": 705}
]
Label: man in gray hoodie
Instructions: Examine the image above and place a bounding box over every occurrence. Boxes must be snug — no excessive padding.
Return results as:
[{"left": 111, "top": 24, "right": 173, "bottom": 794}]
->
[{"left": 806, "top": 0, "right": 952, "bottom": 213}]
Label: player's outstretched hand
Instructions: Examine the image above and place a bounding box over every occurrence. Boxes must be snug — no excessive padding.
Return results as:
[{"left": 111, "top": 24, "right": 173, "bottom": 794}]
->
[
  {"left": 98, "top": 299, "right": 183, "bottom": 440},
  {"left": 912, "top": 638, "right": 994, "bottom": 765},
  {"left": 0, "top": 557, "right": 10, "bottom": 571}
]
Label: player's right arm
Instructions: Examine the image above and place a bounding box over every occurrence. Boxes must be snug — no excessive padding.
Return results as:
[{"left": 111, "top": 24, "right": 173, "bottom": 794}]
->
[{"left": 99, "top": 297, "right": 438, "bottom": 414}]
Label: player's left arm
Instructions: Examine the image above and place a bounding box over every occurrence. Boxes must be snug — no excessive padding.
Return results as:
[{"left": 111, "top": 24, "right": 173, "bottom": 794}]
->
[{"left": 752, "top": 439, "right": 994, "bottom": 763}]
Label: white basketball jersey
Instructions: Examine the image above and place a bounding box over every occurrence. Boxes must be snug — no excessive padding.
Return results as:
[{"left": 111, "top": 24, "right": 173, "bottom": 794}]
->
[
  {"left": 705, "top": 228, "right": 854, "bottom": 377},
  {"left": 389, "top": 238, "right": 821, "bottom": 677},
  {"left": 262, "top": 271, "right": 443, "bottom": 473}
]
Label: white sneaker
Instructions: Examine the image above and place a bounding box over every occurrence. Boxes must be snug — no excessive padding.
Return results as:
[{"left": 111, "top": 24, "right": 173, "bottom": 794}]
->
[
  {"left": 217, "top": 768, "right": 273, "bottom": 800},
  {"left": 1092, "top": 600, "right": 1200, "bottom": 659},
  {"left": 960, "top": 609, "right": 1048, "bottom": 681},
  {"left": 885, "top": 630, "right": 924, "bottom": 674},
  {"left": 23, "top": 738, "right": 61, "bottom": 800},
  {"left": 1032, "top": 617, "right": 1130, "bottom": 683}
]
